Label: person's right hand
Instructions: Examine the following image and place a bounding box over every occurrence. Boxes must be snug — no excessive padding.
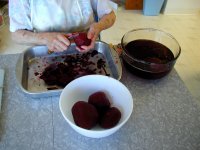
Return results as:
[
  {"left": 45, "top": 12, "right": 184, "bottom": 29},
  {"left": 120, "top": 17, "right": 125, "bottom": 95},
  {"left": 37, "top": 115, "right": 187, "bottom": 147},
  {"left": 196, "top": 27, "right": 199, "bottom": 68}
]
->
[
  {"left": 43, "top": 32, "right": 71, "bottom": 52},
  {"left": 76, "top": 23, "right": 101, "bottom": 53}
]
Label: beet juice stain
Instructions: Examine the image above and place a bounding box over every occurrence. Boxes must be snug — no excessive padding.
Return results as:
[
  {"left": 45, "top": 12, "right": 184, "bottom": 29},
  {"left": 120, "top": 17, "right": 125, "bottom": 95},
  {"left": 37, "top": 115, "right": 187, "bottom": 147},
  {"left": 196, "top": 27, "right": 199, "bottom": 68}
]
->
[{"left": 124, "top": 39, "right": 175, "bottom": 79}]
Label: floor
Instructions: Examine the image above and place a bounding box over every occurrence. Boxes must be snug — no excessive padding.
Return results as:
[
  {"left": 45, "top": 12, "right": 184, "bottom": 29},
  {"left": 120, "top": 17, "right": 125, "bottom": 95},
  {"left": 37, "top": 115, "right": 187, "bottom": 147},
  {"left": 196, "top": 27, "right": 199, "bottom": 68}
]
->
[{"left": 0, "top": 7, "right": 200, "bottom": 102}]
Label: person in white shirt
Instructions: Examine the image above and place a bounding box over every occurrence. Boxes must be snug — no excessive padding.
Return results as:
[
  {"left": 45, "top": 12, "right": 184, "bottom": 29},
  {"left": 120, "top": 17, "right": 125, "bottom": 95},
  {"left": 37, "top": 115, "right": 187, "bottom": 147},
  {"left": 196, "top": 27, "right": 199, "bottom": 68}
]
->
[{"left": 9, "top": 0, "right": 116, "bottom": 52}]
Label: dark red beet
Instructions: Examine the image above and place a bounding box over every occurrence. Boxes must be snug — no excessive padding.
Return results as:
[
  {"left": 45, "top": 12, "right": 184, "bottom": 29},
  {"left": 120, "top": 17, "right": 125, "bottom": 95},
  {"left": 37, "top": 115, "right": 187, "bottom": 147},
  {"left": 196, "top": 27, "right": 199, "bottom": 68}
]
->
[
  {"left": 100, "top": 107, "right": 121, "bottom": 129},
  {"left": 73, "top": 32, "right": 91, "bottom": 50},
  {"left": 88, "top": 91, "right": 111, "bottom": 117},
  {"left": 71, "top": 101, "right": 99, "bottom": 129}
]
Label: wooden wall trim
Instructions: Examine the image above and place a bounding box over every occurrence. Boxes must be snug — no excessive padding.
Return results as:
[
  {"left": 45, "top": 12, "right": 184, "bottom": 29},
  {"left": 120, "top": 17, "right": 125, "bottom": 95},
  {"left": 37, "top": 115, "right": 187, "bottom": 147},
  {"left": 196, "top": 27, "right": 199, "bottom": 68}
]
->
[{"left": 125, "top": 0, "right": 143, "bottom": 10}]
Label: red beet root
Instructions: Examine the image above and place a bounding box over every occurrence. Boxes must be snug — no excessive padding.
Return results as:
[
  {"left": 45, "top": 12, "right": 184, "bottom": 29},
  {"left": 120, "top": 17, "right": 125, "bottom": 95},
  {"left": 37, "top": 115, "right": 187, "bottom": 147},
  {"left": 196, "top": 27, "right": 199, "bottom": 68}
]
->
[
  {"left": 73, "top": 32, "right": 91, "bottom": 50},
  {"left": 88, "top": 91, "right": 111, "bottom": 116},
  {"left": 100, "top": 107, "right": 121, "bottom": 129},
  {"left": 72, "top": 101, "right": 99, "bottom": 129}
]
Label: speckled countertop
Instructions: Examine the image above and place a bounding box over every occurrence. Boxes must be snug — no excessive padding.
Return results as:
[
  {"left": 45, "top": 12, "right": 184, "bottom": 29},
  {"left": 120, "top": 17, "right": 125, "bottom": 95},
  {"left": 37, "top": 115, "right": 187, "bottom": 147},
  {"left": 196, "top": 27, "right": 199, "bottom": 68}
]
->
[{"left": 0, "top": 54, "right": 200, "bottom": 150}]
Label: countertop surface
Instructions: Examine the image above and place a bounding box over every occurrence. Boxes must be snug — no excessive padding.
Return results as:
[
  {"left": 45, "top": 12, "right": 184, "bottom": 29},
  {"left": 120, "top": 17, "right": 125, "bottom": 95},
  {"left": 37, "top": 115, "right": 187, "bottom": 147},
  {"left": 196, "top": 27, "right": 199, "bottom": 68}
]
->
[{"left": 0, "top": 53, "right": 200, "bottom": 150}]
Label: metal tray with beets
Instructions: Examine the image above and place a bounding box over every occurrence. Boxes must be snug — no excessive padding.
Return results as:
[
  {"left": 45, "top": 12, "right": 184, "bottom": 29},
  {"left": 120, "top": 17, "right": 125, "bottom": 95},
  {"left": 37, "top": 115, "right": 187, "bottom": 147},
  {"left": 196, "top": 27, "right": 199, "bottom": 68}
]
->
[{"left": 15, "top": 41, "right": 122, "bottom": 98}]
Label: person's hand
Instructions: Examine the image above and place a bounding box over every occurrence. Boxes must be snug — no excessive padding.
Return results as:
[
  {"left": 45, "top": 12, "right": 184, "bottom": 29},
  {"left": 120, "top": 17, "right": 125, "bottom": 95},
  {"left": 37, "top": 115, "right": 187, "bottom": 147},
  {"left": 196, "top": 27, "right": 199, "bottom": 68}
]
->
[
  {"left": 44, "top": 32, "right": 71, "bottom": 52},
  {"left": 76, "top": 23, "right": 102, "bottom": 53}
]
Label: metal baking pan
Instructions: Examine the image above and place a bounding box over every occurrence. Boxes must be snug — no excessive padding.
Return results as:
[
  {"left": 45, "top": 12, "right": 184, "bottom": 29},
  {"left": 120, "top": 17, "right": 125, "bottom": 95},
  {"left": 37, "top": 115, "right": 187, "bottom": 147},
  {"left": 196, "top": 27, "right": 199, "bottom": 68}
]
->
[{"left": 15, "top": 41, "right": 122, "bottom": 98}]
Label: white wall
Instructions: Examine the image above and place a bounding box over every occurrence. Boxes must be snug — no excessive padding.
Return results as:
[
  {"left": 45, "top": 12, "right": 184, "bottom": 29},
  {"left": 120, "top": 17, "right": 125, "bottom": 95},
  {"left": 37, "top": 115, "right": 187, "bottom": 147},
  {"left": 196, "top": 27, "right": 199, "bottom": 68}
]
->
[{"left": 162, "top": 0, "right": 200, "bottom": 14}]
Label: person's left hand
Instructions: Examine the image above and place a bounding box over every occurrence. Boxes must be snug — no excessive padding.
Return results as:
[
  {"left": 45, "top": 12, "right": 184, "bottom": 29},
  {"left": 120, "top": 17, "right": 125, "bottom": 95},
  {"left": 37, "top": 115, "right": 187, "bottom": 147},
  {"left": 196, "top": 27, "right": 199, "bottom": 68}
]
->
[{"left": 76, "top": 22, "right": 102, "bottom": 53}]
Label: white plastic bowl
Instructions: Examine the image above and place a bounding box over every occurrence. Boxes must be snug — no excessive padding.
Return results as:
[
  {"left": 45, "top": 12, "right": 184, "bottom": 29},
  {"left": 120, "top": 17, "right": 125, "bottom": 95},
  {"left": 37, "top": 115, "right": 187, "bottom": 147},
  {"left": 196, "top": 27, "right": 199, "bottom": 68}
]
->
[{"left": 59, "top": 75, "right": 133, "bottom": 138}]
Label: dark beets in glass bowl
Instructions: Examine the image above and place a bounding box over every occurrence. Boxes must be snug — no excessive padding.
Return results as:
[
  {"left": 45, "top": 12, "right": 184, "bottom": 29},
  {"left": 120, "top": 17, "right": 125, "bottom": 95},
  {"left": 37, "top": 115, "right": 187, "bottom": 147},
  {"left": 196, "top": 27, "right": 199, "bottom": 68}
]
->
[{"left": 121, "top": 28, "right": 181, "bottom": 79}]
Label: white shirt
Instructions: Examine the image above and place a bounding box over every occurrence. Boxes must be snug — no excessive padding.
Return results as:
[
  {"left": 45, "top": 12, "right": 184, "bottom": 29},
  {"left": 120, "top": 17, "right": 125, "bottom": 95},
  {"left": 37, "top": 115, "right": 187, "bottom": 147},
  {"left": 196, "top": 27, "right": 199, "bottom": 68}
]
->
[{"left": 9, "top": 0, "right": 113, "bottom": 32}]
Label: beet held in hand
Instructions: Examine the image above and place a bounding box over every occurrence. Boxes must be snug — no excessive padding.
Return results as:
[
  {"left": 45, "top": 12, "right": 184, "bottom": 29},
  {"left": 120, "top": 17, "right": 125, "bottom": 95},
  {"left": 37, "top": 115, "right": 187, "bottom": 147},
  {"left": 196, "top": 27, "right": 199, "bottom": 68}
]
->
[{"left": 73, "top": 32, "right": 91, "bottom": 50}]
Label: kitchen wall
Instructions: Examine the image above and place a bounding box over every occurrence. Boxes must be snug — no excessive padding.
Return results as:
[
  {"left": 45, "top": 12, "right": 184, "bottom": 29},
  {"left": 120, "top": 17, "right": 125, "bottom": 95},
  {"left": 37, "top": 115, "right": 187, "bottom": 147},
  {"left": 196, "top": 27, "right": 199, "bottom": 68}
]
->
[{"left": 162, "top": 0, "right": 200, "bottom": 14}]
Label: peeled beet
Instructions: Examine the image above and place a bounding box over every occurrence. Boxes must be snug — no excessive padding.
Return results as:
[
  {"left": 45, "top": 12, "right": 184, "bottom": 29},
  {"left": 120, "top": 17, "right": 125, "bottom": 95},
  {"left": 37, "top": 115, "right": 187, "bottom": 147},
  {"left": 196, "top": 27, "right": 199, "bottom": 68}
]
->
[
  {"left": 88, "top": 91, "right": 111, "bottom": 117},
  {"left": 71, "top": 101, "right": 98, "bottom": 129},
  {"left": 73, "top": 32, "right": 91, "bottom": 49},
  {"left": 100, "top": 107, "right": 121, "bottom": 129}
]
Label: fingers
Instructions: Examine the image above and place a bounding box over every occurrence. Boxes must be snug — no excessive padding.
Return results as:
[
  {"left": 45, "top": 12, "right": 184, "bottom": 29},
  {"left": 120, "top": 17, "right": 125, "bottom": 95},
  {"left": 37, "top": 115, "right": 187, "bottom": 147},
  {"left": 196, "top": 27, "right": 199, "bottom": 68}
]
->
[
  {"left": 79, "top": 32, "right": 97, "bottom": 52},
  {"left": 87, "top": 29, "right": 95, "bottom": 40},
  {"left": 50, "top": 40, "right": 65, "bottom": 52},
  {"left": 76, "top": 35, "right": 96, "bottom": 52},
  {"left": 76, "top": 43, "right": 95, "bottom": 53},
  {"left": 76, "top": 46, "right": 91, "bottom": 53},
  {"left": 76, "top": 27, "right": 98, "bottom": 52},
  {"left": 48, "top": 30, "right": 98, "bottom": 53},
  {"left": 57, "top": 34, "right": 71, "bottom": 46},
  {"left": 48, "top": 34, "right": 71, "bottom": 52}
]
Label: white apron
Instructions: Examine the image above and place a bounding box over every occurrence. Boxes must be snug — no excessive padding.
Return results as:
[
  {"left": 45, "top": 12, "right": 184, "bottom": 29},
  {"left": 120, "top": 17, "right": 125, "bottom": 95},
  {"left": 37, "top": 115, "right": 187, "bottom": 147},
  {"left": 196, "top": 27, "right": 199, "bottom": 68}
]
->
[{"left": 31, "top": 0, "right": 95, "bottom": 32}]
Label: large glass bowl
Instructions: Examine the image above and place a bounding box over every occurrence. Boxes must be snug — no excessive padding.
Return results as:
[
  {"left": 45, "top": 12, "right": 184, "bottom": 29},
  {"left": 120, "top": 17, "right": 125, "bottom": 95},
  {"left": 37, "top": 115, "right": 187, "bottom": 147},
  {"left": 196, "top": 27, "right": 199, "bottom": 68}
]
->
[{"left": 121, "top": 28, "right": 181, "bottom": 79}]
